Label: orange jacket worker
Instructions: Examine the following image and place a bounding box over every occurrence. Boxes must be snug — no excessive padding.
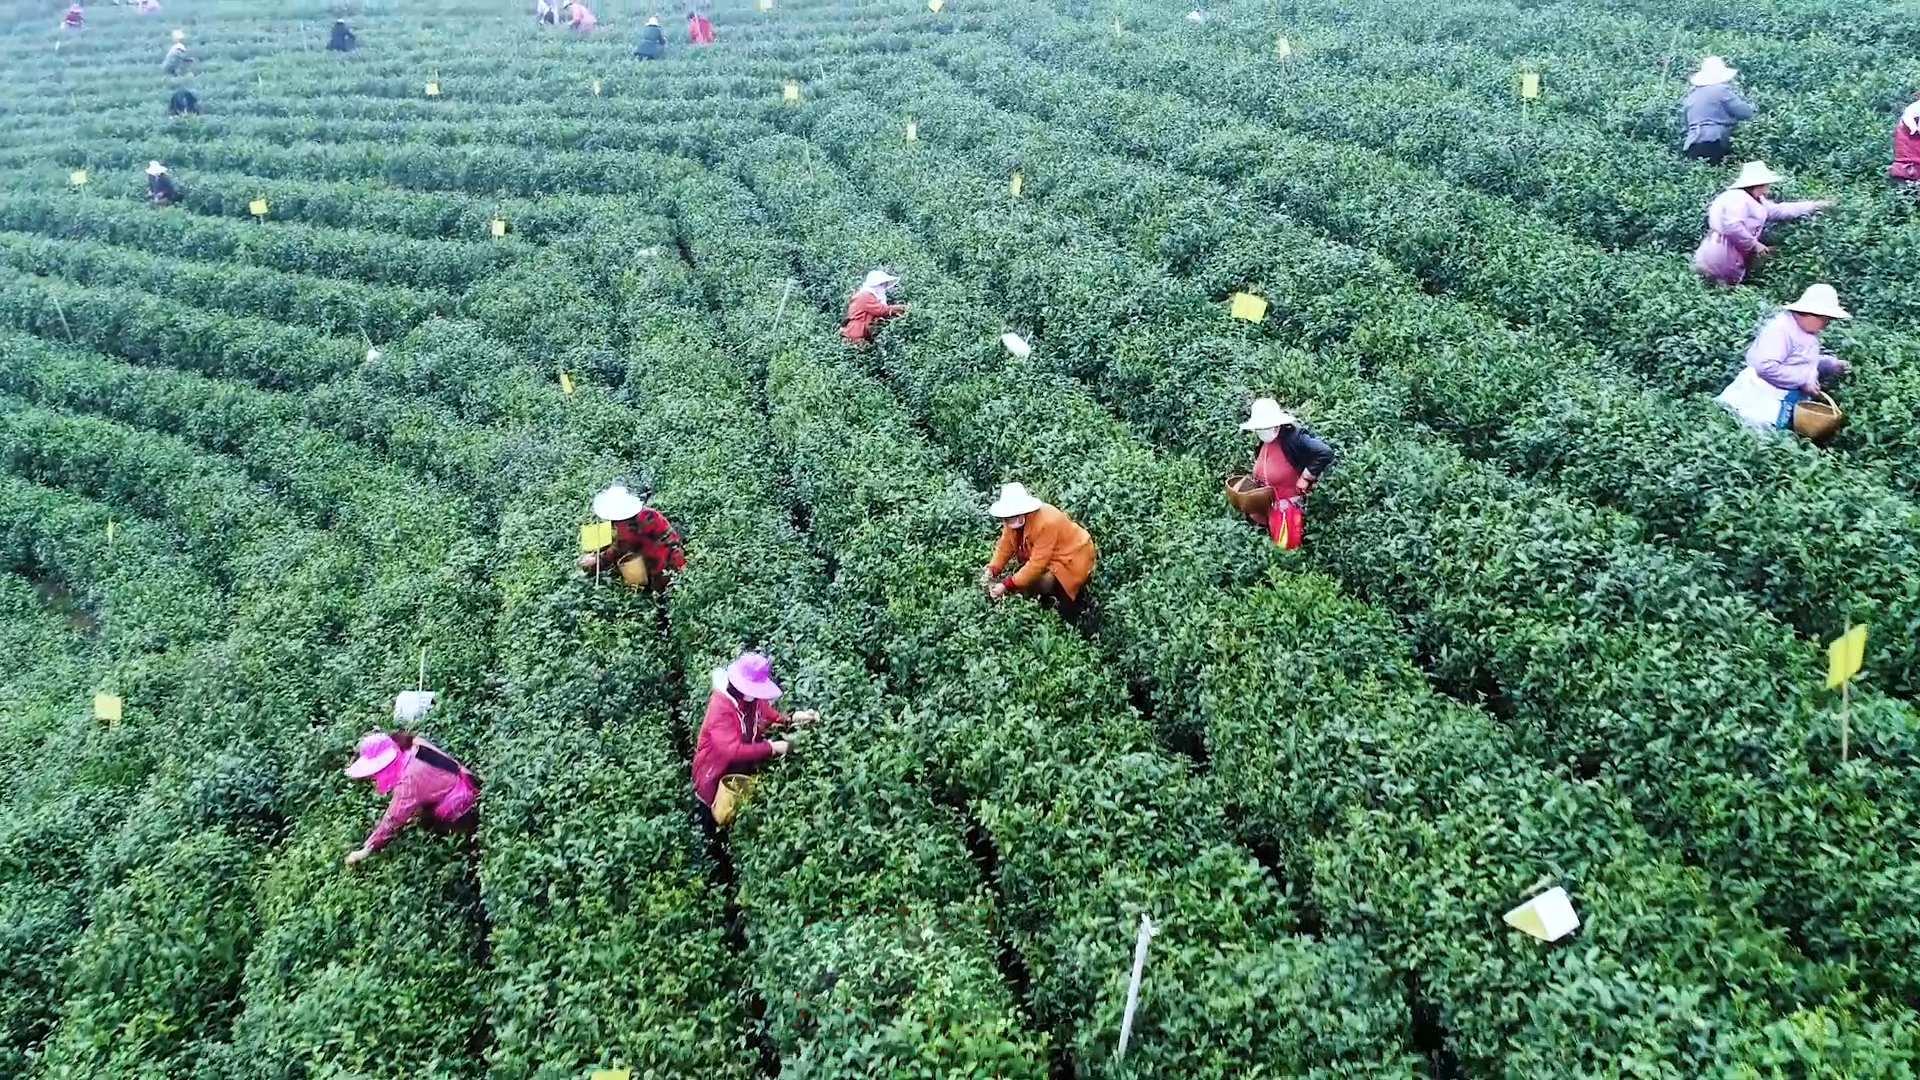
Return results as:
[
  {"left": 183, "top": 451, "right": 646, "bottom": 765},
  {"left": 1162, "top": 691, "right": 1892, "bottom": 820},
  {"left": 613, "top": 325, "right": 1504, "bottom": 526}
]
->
[
  {"left": 840, "top": 269, "right": 906, "bottom": 345},
  {"left": 980, "top": 482, "right": 1096, "bottom": 617}
]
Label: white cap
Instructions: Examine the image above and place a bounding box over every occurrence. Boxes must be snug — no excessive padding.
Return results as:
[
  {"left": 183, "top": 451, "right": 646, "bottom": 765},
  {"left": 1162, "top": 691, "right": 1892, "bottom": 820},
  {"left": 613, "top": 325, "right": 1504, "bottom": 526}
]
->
[
  {"left": 146, "top": 161, "right": 167, "bottom": 176},
  {"left": 987, "top": 482, "right": 1043, "bottom": 518},
  {"left": 1000, "top": 332, "right": 1031, "bottom": 358},
  {"left": 1691, "top": 56, "right": 1737, "bottom": 86},
  {"left": 1239, "top": 396, "right": 1299, "bottom": 431},
  {"left": 1785, "top": 284, "right": 1850, "bottom": 320},
  {"left": 591, "top": 484, "right": 645, "bottom": 521},
  {"left": 393, "top": 690, "right": 437, "bottom": 722},
  {"left": 1727, "top": 160, "right": 1782, "bottom": 190}
]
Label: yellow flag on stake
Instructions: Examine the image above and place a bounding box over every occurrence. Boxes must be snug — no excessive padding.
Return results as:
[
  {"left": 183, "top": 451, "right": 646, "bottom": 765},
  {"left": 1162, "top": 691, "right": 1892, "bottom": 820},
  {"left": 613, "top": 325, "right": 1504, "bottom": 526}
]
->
[
  {"left": 782, "top": 81, "right": 800, "bottom": 102},
  {"left": 590, "top": 1071, "right": 631, "bottom": 1080},
  {"left": 1275, "top": 35, "right": 1292, "bottom": 58},
  {"left": 1009, "top": 169, "right": 1024, "bottom": 197},
  {"left": 1827, "top": 625, "right": 1867, "bottom": 689},
  {"left": 106, "top": 519, "right": 115, "bottom": 544},
  {"left": 425, "top": 81, "right": 441, "bottom": 97},
  {"left": 1230, "top": 292, "right": 1269, "bottom": 322},
  {"left": 1520, "top": 71, "right": 1540, "bottom": 100},
  {"left": 905, "top": 120, "right": 918, "bottom": 142},
  {"left": 249, "top": 198, "right": 268, "bottom": 216},
  {"left": 93, "top": 694, "right": 122, "bottom": 723},
  {"left": 591, "top": 78, "right": 602, "bottom": 96},
  {"left": 69, "top": 170, "right": 88, "bottom": 187},
  {"left": 490, "top": 219, "right": 508, "bottom": 238},
  {"left": 559, "top": 371, "right": 575, "bottom": 394},
  {"left": 580, "top": 521, "right": 612, "bottom": 553}
]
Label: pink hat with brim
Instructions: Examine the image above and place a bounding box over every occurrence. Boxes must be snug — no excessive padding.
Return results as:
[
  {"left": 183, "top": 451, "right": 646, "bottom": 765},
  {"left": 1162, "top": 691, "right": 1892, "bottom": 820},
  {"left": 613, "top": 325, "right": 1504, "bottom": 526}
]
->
[
  {"left": 345, "top": 732, "right": 400, "bottom": 778},
  {"left": 726, "top": 652, "right": 783, "bottom": 701}
]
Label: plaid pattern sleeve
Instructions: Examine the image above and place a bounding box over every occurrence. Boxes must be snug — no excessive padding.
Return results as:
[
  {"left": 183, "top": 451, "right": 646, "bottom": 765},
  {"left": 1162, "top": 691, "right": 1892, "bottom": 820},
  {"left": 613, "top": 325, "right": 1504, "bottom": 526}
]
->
[{"left": 612, "top": 509, "right": 686, "bottom": 575}]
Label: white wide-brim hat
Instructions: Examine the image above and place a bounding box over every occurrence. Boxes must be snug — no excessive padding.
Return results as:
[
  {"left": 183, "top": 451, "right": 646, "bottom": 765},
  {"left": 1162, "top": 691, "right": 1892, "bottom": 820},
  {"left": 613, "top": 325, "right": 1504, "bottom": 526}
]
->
[
  {"left": 1238, "top": 396, "right": 1299, "bottom": 431},
  {"left": 592, "top": 483, "right": 645, "bottom": 521},
  {"left": 146, "top": 161, "right": 167, "bottom": 176},
  {"left": 1690, "top": 56, "right": 1736, "bottom": 86},
  {"left": 988, "top": 482, "right": 1043, "bottom": 518},
  {"left": 860, "top": 268, "right": 899, "bottom": 291},
  {"left": 1786, "top": 284, "right": 1850, "bottom": 320},
  {"left": 1727, "top": 160, "right": 1782, "bottom": 189}
]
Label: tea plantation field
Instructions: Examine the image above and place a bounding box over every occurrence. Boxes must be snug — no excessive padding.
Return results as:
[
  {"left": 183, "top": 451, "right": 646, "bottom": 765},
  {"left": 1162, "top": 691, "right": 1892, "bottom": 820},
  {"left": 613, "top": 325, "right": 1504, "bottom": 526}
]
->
[{"left": 3, "top": 0, "right": 1919, "bottom": 1075}]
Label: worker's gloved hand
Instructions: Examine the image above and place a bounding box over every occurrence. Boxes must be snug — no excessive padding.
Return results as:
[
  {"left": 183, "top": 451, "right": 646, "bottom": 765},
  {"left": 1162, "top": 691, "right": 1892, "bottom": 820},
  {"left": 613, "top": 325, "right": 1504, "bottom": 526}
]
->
[
  {"left": 988, "top": 582, "right": 1008, "bottom": 601},
  {"left": 345, "top": 847, "right": 371, "bottom": 866},
  {"left": 1803, "top": 379, "right": 1822, "bottom": 395},
  {"left": 791, "top": 709, "right": 820, "bottom": 726},
  {"left": 770, "top": 740, "right": 791, "bottom": 757},
  {"left": 1754, "top": 243, "right": 1773, "bottom": 259}
]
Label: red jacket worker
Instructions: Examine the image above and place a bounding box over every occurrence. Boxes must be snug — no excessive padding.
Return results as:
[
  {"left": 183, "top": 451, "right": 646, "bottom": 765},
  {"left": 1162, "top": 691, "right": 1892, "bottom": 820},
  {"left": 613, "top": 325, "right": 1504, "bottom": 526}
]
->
[{"left": 839, "top": 268, "right": 906, "bottom": 345}]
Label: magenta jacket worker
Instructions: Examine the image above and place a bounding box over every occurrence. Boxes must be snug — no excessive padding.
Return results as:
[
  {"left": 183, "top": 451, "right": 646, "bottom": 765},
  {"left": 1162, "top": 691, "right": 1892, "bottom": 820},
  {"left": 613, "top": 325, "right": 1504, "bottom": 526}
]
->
[
  {"left": 691, "top": 653, "right": 817, "bottom": 821},
  {"left": 343, "top": 714, "right": 480, "bottom": 865}
]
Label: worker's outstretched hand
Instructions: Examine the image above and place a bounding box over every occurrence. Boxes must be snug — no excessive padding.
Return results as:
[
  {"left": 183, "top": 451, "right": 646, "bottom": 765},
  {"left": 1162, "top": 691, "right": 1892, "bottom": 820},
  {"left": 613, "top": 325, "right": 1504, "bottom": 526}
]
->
[
  {"left": 791, "top": 709, "right": 820, "bottom": 726},
  {"left": 988, "top": 582, "right": 1009, "bottom": 600},
  {"left": 978, "top": 566, "right": 996, "bottom": 588},
  {"left": 1753, "top": 243, "right": 1773, "bottom": 259},
  {"left": 345, "top": 847, "right": 371, "bottom": 867}
]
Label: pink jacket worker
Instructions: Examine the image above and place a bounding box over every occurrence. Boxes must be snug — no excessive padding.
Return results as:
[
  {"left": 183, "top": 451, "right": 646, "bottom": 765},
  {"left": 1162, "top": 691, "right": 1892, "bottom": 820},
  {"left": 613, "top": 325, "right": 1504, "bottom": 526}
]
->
[
  {"left": 344, "top": 722, "right": 480, "bottom": 865},
  {"left": 1693, "top": 161, "right": 1830, "bottom": 286}
]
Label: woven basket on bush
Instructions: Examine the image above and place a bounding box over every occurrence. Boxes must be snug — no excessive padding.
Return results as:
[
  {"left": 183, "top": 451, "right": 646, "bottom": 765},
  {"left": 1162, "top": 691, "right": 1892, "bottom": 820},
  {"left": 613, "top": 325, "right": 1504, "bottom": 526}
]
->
[{"left": 1792, "top": 391, "right": 1843, "bottom": 443}]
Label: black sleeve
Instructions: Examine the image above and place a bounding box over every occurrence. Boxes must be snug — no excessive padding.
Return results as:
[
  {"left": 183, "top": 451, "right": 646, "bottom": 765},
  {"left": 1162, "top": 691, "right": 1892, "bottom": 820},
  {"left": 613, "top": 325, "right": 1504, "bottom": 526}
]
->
[{"left": 1282, "top": 429, "right": 1334, "bottom": 477}]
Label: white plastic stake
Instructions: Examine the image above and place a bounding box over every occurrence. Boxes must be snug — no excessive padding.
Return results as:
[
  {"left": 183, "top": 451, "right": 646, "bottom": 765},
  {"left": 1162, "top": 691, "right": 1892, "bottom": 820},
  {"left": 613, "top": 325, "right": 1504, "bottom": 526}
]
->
[
  {"left": 771, "top": 278, "right": 796, "bottom": 332},
  {"left": 1115, "top": 913, "right": 1156, "bottom": 1060}
]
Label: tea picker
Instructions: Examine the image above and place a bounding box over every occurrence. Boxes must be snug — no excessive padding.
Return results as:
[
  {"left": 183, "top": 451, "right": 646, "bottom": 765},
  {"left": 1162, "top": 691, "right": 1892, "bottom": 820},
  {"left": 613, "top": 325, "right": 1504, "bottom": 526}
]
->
[
  {"left": 327, "top": 18, "right": 356, "bottom": 51},
  {"left": 576, "top": 483, "right": 684, "bottom": 590},
  {"left": 162, "top": 37, "right": 193, "bottom": 74},
  {"left": 1225, "top": 397, "right": 1333, "bottom": 550},
  {"left": 1715, "top": 284, "right": 1853, "bottom": 439},
  {"left": 566, "top": 2, "right": 598, "bottom": 31},
  {"left": 60, "top": 3, "right": 84, "bottom": 29},
  {"left": 635, "top": 15, "right": 666, "bottom": 58},
  {"left": 1692, "top": 161, "right": 1832, "bottom": 287},
  {"left": 840, "top": 268, "right": 907, "bottom": 346},
  {"left": 168, "top": 88, "right": 197, "bottom": 116},
  {"left": 1680, "top": 56, "right": 1754, "bottom": 166},
  {"left": 1890, "top": 91, "right": 1920, "bottom": 182},
  {"left": 981, "top": 482, "right": 1097, "bottom": 619},
  {"left": 146, "top": 161, "right": 178, "bottom": 206},
  {"left": 343, "top": 687, "right": 481, "bottom": 866},
  {"left": 692, "top": 653, "right": 819, "bottom": 829}
]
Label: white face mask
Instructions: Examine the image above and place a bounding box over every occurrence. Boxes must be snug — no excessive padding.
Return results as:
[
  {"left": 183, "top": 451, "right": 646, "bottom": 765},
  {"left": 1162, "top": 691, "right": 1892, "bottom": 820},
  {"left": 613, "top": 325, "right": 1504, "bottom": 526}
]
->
[
  {"left": 1008, "top": 515, "right": 1028, "bottom": 529},
  {"left": 1256, "top": 427, "right": 1279, "bottom": 443}
]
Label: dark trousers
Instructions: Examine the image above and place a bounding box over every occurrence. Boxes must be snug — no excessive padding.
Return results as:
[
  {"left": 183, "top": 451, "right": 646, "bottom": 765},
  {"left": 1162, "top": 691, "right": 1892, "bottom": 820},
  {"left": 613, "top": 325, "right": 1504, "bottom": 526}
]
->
[{"left": 1685, "top": 139, "right": 1731, "bottom": 166}]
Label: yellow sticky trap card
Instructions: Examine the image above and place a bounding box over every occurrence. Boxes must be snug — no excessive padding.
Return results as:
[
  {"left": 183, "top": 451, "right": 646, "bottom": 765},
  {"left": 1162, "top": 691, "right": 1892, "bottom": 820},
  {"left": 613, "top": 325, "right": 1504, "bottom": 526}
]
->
[
  {"left": 590, "top": 1071, "right": 631, "bottom": 1080},
  {"left": 171, "top": 28, "right": 186, "bottom": 41},
  {"left": 1520, "top": 71, "right": 1540, "bottom": 100},
  {"left": 1275, "top": 35, "right": 1292, "bottom": 58},
  {"left": 580, "top": 521, "right": 612, "bottom": 552},
  {"left": 490, "top": 218, "right": 508, "bottom": 237},
  {"left": 591, "top": 78, "right": 603, "bottom": 96},
  {"left": 1504, "top": 886, "right": 1579, "bottom": 942},
  {"left": 425, "top": 81, "right": 441, "bottom": 97},
  {"left": 93, "top": 694, "right": 123, "bottom": 723},
  {"left": 559, "top": 371, "right": 575, "bottom": 394},
  {"left": 782, "top": 81, "right": 800, "bottom": 102},
  {"left": 248, "top": 198, "right": 268, "bottom": 216},
  {"left": 757, "top": 0, "right": 772, "bottom": 10},
  {"left": 1009, "top": 169, "right": 1024, "bottom": 197},
  {"left": 928, "top": 0, "right": 944, "bottom": 10},
  {"left": 69, "top": 170, "right": 88, "bottom": 187},
  {"left": 1827, "top": 625, "right": 1867, "bottom": 688},
  {"left": 1229, "top": 292, "right": 1268, "bottom": 322},
  {"left": 905, "top": 120, "right": 918, "bottom": 142}
]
